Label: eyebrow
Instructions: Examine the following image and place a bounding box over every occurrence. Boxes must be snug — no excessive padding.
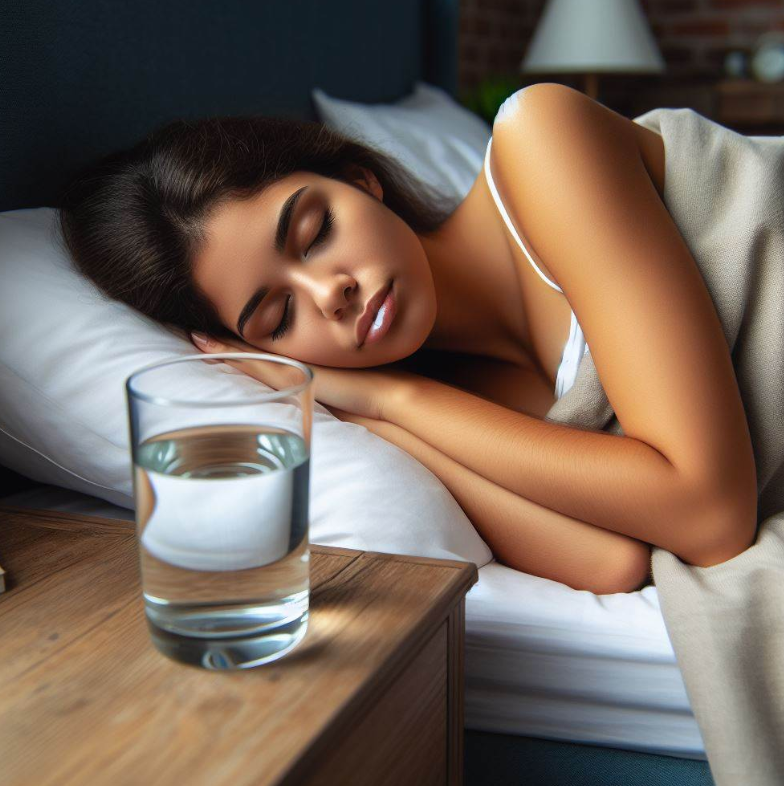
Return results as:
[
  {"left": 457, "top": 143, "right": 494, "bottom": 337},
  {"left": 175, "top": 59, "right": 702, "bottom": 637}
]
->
[{"left": 235, "top": 185, "right": 308, "bottom": 337}]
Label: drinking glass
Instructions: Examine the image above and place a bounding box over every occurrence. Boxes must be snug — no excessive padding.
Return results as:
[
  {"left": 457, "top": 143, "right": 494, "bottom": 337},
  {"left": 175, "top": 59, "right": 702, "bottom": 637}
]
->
[{"left": 125, "top": 352, "right": 313, "bottom": 670}]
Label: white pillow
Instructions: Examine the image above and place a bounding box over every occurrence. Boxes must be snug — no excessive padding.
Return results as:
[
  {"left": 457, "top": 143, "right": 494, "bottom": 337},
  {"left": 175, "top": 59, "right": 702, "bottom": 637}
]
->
[
  {"left": 0, "top": 207, "right": 493, "bottom": 568},
  {"left": 312, "top": 81, "right": 491, "bottom": 202}
]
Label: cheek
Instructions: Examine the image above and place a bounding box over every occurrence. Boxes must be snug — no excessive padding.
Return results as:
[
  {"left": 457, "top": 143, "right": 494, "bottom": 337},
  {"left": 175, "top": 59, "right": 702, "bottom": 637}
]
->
[
  {"left": 369, "top": 224, "right": 436, "bottom": 358},
  {"left": 399, "top": 233, "right": 437, "bottom": 320}
]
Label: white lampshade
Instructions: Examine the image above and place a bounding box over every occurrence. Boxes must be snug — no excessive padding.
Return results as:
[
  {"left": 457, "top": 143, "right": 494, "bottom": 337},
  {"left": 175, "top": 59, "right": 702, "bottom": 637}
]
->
[{"left": 521, "top": 0, "right": 665, "bottom": 74}]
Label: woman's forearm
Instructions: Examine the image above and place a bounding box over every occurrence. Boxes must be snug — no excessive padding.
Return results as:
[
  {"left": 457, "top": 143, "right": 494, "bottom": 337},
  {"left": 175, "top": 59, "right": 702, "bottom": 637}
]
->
[
  {"left": 335, "top": 409, "right": 651, "bottom": 593},
  {"left": 382, "top": 376, "right": 736, "bottom": 565}
]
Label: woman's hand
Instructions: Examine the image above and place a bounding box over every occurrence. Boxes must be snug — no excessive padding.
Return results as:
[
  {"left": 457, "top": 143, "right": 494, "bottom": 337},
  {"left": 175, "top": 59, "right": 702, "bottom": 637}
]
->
[{"left": 190, "top": 332, "right": 416, "bottom": 421}]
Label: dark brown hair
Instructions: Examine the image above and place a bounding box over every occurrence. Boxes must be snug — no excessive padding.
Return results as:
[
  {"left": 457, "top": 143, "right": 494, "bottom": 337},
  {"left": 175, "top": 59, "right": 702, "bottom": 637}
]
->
[{"left": 57, "top": 115, "right": 455, "bottom": 341}]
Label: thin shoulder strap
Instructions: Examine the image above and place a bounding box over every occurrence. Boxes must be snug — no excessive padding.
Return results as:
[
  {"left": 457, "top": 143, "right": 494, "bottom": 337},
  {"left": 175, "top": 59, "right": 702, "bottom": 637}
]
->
[{"left": 483, "top": 137, "right": 563, "bottom": 294}]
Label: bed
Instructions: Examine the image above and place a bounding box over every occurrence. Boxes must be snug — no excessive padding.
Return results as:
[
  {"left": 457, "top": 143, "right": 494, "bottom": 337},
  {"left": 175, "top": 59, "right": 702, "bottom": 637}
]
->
[{"left": 0, "top": 2, "right": 715, "bottom": 784}]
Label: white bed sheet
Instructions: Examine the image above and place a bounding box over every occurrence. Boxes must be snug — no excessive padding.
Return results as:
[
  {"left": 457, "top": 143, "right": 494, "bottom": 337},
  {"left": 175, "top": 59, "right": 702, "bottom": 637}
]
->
[
  {"left": 465, "top": 561, "right": 705, "bottom": 760},
  {"left": 3, "top": 484, "right": 705, "bottom": 761}
]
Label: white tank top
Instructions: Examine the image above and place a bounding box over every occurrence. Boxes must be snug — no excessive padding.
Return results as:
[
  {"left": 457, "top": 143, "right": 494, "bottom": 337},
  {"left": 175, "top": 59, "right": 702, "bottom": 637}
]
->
[{"left": 483, "top": 135, "right": 589, "bottom": 400}]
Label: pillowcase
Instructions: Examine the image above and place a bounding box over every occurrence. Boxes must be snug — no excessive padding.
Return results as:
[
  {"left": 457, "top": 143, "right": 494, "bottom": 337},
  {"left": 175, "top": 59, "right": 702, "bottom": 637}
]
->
[
  {"left": 0, "top": 207, "right": 493, "bottom": 567},
  {"left": 312, "top": 81, "right": 491, "bottom": 202}
]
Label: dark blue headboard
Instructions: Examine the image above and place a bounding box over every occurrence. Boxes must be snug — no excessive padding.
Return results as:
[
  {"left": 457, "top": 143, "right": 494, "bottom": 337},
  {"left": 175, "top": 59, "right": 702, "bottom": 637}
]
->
[
  {"left": 0, "top": 0, "right": 460, "bottom": 497},
  {"left": 0, "top": 0, "right": 459, "bottom": 212}
]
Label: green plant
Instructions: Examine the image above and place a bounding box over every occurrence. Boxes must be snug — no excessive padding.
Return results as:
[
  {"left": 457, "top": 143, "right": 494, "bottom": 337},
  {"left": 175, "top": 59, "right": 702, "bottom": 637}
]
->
[{"left": 458, "top": 74, "right": 525, "bottom": 126}]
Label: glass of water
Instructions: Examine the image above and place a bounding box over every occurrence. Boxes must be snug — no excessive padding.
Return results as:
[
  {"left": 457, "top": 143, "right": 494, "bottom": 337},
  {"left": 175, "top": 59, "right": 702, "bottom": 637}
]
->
[{"left": 125, "top": 352, "right": 313, "bottom": 670}]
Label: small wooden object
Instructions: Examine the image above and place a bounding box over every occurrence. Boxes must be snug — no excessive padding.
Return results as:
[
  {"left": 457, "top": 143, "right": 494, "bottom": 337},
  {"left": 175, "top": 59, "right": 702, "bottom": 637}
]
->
[
  {"left": 715, "top": 78, "right": 784, "bottom": 130},
  {"left": 0, "top": 505, "right": 477, "bottom": 785}
]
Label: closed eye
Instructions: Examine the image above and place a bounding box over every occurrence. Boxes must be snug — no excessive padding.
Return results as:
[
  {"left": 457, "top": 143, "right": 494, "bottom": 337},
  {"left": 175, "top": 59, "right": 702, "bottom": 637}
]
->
[
  {"left": 271, "top": 295, "right": 292, "bottom": 342},
  {"left": 270, "top": 207, "right": 335, "bottom": 342},
  {"left": 307, "top": 206, "right": 335, "bottom": 256}
]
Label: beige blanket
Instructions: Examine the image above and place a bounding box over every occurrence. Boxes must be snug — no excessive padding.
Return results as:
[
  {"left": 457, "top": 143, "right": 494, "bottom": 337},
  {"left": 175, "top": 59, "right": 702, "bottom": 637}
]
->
[{"left": 542, "top": 107, "right": 784, "bottom": 785}]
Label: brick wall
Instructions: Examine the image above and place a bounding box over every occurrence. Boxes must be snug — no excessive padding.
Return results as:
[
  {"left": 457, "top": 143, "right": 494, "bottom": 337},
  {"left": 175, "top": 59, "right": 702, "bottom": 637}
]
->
[
  {"left": 645, "top": 0, "right": 784, "bottom": 78},
  {"left": 458, "top": 0, "right": 784, "bottom": 122},
  {"left": 458, "top": 0, "right": 546, "bottom": 91}
]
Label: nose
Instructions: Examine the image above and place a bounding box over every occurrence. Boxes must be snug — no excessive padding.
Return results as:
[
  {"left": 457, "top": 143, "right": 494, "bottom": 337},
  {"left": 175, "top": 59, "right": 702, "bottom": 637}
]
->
[{"left": 304, "top": 271, "right": 357, "bottom": 320}]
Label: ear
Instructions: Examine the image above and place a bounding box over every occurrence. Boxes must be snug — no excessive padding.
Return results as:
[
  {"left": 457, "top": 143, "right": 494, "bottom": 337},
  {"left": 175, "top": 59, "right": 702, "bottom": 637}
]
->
[{"left": 344, "top": 164, "right": 383, "bottom": 201}]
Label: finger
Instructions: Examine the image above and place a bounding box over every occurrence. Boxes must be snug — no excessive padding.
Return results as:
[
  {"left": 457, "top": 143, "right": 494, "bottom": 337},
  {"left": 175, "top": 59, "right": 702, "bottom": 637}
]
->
[
  {"left": 191, "top": 332, "right": 223, "bottom": 352},
  {"left": 189, "top": 332, "right": 227, "bottom": 363},
  {"left": 189, "top": 333, "right": 309, "bottom": 389},
  {"left": 190, "top": 332, "right": 251, "bottom": 352}
]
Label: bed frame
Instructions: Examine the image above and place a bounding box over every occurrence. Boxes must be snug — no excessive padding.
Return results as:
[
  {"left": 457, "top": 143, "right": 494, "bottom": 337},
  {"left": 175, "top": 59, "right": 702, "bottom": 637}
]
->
[{"left": 0, "top": 2, "right": 715, "bottom": 783}]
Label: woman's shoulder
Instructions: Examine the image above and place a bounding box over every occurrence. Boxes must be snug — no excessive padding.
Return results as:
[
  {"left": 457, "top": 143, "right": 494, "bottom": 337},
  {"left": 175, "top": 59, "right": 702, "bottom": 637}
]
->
[
  {"left": 490, "top": 83, "right": 665, "bottom": 200},
  {"left": 491, "top": 83, "right": 584, "bottom": 130}
]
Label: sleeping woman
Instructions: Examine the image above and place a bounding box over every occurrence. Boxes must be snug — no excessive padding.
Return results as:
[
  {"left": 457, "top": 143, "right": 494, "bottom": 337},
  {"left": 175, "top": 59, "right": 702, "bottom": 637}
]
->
[{"left": 57, "top": 82, "right": 758, "bottom": 595}]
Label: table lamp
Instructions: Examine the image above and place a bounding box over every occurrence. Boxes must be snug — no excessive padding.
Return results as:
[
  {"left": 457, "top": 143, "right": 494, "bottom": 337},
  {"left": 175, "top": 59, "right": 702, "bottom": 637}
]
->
[{"left": 521, "top": 0, "right": 665, "bottom": 100}]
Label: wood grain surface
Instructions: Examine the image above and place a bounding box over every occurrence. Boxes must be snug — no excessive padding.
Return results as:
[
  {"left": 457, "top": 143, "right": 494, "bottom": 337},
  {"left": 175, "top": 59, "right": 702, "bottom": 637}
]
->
[{"left": 0, "top": 506, "right": 477, "bottom": 786}]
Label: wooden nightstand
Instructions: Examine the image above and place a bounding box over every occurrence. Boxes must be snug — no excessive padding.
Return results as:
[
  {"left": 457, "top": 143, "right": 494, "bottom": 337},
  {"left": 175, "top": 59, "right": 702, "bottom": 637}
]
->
[
  {"left": 714, "top": 78, "right": 784, "bottom": 135},
  {"left": 0, "top": 505, "right": 478, "bottom": 785}
]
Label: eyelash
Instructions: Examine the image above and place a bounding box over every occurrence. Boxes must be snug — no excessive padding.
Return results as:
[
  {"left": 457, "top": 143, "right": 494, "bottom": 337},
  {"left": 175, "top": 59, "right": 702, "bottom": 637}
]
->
[
  {"left": 271, "top": 295, "right": 292, "bottom": 342},
  {"left": 308, "top": 206, "right": 335, "bottom": 255},
  {"left": 271, "top": 207, "right": 335, "bottom": 342}
]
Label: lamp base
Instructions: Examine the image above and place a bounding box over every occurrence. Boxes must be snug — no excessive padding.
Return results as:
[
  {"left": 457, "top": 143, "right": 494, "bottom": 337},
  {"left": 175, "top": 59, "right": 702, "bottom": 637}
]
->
[{"left": 583, "top": 73, "right": 599, "bottom": 100}]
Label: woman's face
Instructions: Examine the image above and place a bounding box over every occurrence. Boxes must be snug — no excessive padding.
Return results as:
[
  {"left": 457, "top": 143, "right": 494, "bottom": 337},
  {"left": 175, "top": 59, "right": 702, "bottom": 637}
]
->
[{"left": 192, "top": 168, "right": 437, "bottom": 368}]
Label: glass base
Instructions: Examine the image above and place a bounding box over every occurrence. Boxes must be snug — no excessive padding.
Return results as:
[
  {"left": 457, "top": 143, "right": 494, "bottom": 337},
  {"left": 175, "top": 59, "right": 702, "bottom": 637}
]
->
[{"left": 146, "top": 607, "right": 309, "bottom": 670}]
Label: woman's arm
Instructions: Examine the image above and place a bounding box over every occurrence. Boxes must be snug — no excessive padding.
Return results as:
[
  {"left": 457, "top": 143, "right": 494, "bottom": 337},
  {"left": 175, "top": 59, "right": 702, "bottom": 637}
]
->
[
  {"left": 380, "top": 84, "right": 758, "bottom": 569},
  {"left": 327, "top": 406, "right": 652, "bottom": 594},
  {"left": 383, "top": 377, "right": 713, "bottom": 561}
]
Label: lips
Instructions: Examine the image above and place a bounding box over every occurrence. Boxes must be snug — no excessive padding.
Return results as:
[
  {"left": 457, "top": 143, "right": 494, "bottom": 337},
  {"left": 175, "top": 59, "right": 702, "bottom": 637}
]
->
[{"left": 356, "top": 280, "right": 393, "bottom": 347}]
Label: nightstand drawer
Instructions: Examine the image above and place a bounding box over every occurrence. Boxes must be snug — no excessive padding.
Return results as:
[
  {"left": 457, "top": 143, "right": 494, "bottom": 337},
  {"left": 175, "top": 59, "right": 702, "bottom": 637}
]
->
[{"left": 302, "top": 622, "right": 448, "bottom": 785}]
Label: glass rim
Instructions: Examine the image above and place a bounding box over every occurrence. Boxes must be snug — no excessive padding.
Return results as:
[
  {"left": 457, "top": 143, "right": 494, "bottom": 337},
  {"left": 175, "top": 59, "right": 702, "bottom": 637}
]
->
[{"left": 125, "top": 352, "right": 314, "bottom": 408}]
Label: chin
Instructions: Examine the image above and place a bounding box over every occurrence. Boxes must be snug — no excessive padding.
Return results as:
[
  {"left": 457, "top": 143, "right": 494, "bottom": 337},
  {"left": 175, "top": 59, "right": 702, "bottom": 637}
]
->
[
  {"left": 344, "top": 352, "right": 400, "bottom": 369},
  {"left": 323, "top": 343, "right": 409, "bottom": 369}
]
